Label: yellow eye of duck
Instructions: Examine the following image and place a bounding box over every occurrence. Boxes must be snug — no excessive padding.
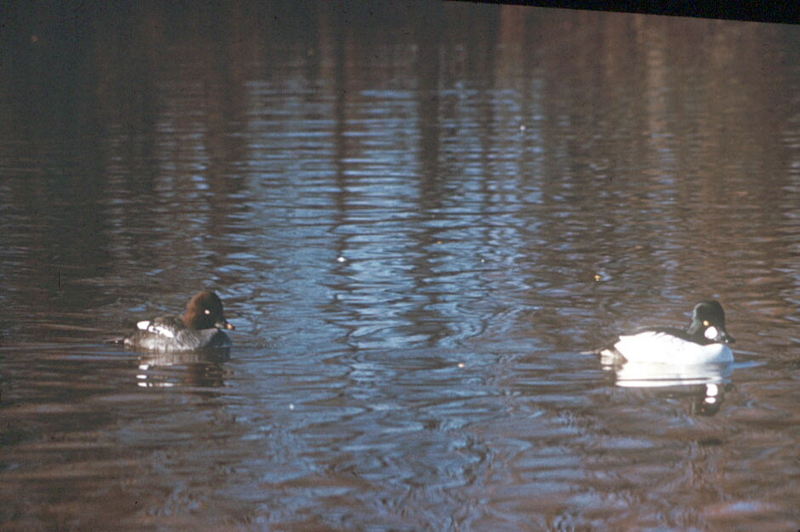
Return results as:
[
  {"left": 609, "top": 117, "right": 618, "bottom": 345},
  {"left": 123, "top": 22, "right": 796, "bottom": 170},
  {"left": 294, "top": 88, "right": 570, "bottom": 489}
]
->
[
  {"left": 204, "top": 309, "right": 211, "bottom": 315},
  {"left": 702, "top": 320, "right": 710, "bottom": 327}
]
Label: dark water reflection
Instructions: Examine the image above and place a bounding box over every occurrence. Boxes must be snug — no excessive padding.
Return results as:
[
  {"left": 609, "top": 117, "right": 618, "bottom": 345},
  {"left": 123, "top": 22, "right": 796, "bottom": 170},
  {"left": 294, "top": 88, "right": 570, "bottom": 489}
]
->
[{"left": 2, "top": 3, "right": 800, "bottom": 529}]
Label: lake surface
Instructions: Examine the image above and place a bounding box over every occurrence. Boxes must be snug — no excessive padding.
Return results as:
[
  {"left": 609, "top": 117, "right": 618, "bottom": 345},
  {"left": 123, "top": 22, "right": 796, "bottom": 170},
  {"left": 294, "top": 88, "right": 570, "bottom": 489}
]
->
[{"left": 2, "top": 3, "right": 799, "bottom": 530}]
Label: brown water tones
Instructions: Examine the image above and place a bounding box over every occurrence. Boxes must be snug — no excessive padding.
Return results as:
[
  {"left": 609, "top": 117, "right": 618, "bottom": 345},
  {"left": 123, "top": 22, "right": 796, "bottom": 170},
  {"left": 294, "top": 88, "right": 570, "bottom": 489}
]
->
[{"left": 1, "top": 3, "right": 799, "bottom": 530}]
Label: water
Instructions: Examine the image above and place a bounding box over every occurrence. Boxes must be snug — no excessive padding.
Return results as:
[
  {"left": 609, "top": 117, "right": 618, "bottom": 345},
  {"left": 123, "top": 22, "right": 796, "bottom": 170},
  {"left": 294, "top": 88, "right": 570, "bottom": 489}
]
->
[{"left": 2, "top": 3, "right": 800, "bottom": 530}]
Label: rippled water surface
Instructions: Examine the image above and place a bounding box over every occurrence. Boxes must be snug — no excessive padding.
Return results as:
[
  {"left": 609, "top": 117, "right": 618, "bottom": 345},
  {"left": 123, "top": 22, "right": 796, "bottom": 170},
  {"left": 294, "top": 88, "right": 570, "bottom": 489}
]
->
[{"left": 2, "top": 3, "right": 800, "bottom": 530}]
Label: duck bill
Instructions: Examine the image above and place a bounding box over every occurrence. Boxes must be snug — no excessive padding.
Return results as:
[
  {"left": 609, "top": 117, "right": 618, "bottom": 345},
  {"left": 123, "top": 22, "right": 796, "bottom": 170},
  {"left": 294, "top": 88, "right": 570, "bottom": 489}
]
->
[
  {"left": 717, "top": 329, "right": 734, "bottom": 344},
  {"left": 216, "top": 320, "right": 236, "bottom": 331}
]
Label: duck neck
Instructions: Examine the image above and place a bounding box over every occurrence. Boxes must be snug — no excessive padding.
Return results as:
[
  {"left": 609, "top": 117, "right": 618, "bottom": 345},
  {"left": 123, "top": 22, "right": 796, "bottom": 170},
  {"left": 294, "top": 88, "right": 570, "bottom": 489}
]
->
[{"left": 686, "top": 320, "right": 706, "bottom": 342}]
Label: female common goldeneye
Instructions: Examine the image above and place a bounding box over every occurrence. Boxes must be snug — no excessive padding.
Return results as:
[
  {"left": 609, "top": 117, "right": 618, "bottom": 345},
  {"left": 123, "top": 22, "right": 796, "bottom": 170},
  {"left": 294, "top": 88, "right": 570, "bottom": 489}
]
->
[
  {"left": 123, "top": 291, "right": 235, "bottom": 352},
  {"left": 600, "top": 300, "right": 735, "bottom": 364}
]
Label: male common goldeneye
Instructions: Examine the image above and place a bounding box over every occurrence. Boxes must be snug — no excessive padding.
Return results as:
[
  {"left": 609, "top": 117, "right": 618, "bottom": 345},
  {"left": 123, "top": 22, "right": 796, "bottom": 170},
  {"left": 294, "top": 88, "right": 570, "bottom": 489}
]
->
[
  {"left": 600, "top": 300, "right": 735, "bottom": 364},
  {"left": 123, "top": 291, "right": 235, "bottom": 352}
]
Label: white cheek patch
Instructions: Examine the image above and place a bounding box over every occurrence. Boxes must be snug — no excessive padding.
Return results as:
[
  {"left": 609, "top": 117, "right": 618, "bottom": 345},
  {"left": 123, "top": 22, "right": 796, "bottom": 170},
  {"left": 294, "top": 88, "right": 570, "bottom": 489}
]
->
[
  {"left": 137, "top": 320, "right": 151, "bottom": 331},
  {"left": 704, "top": 326, "right": 719, "bottom": 341}
]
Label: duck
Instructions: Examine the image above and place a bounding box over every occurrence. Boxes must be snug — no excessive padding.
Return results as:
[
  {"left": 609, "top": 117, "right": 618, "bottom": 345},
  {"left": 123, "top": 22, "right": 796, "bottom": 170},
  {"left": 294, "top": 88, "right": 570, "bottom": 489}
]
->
[
  {"left": 122, "top": 291, "right": 235, "bottom": 352},
  {"left": 599, "top": 300, "right": 735, "bottom": 365}
]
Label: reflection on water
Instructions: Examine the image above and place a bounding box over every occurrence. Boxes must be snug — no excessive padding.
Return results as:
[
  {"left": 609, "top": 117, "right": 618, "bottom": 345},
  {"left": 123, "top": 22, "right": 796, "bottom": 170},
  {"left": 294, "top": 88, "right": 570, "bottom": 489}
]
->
[
  {"left": 604, "top": 359, "right": 734, "bottom": 416},
  {"left": 136, "top": 350, "right": 230, "bottom": 388},
  {"left": 2, "top": 2, "right": 800, "bottom": 530},
  {"left": 607, "top": 360, "right": 733, "bottom": 389}
]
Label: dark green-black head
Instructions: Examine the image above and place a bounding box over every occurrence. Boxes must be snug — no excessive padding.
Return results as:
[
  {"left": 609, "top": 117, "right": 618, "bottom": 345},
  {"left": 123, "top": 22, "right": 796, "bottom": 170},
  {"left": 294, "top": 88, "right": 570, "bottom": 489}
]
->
[{"left": 689, "top": 300, "right": 734, "bottom": 344}]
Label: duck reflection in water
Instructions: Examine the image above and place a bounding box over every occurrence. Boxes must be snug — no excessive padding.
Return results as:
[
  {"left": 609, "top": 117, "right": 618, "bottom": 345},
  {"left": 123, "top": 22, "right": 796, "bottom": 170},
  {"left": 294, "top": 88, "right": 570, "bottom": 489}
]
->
[
  {"left": 607, "top": 362, "right": 733, "bottom": 416},
  {"left": 136, "top": 349, "right": 230, "bottom": 389}
]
